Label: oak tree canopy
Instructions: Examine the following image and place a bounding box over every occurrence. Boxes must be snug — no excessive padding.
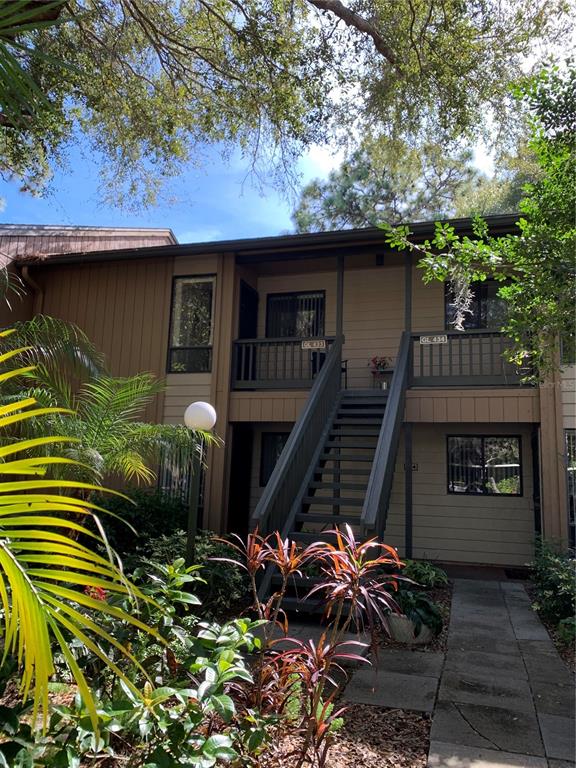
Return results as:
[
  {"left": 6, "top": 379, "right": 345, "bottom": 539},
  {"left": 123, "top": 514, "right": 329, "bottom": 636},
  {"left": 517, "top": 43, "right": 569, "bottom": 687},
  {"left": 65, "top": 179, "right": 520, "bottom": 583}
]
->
[{"left": 0, "top": 0, "right": 571, "bottom": 207}]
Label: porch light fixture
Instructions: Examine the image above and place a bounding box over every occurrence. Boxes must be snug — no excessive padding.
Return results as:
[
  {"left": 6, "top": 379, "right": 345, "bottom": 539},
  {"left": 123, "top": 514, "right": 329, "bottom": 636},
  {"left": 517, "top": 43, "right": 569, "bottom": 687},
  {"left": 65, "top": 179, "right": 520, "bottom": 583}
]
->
[{"left": 184, "top": 401, "right": 217, "bottom": 565}]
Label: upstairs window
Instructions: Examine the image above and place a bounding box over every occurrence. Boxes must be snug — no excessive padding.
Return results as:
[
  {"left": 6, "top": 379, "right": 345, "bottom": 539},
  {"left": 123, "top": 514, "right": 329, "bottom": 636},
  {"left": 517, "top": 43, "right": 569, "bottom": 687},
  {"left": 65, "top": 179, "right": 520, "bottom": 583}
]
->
[
  {"left": 266, "top": 291, "right": 325, "bottom": 338},
  {"left": 445, "top": 280, "right": 508, "bottom": 330},
  {"left": 168, "top": 276, "right": 214, "bottom": 373},
  {"left": 447, "top": 435, "right": 522, "bottom": 496}
]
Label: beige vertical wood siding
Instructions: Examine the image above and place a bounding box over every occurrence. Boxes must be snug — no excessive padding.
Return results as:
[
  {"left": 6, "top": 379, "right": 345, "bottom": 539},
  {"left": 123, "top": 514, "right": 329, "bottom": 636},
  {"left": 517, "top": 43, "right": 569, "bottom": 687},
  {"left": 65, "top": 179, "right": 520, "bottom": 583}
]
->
[
  {"left": 411, "top": 264, "right": 444, "bottom": 331},
  {"left": 163, "top": 374, "right": 212, "bottom": 424},
  {"left": 229, "top": 391, "right": 310, "bottom": 421},
  {"left": 33, "top": 258, "right": 174, "bottom": 422},
  {"left": 406, "top": 389, "right": 540, "bottom": 422},
  {"left": 389, "top": 423, "right": 535, "bottom": 566},
  {"left": 342, "top": 261, "right": 405, "bottom": 388}
]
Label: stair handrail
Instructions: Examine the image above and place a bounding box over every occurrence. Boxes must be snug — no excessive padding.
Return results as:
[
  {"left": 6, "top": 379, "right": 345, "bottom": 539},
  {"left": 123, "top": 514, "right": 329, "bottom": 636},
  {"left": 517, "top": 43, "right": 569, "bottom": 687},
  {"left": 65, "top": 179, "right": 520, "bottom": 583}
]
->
[
  {"left": 361, "top": 331, "right": 411, "bottom": 539},
  {"left": 250, "top": 335, "right": 343, "bottom": 535}
]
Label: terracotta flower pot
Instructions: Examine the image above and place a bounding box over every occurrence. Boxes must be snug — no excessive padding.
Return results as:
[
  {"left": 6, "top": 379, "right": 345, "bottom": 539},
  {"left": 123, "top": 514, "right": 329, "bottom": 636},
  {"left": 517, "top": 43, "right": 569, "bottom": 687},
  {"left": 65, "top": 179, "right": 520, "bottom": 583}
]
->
[{"left": 387, "top": 613, "right": 434, "bottom": 645}]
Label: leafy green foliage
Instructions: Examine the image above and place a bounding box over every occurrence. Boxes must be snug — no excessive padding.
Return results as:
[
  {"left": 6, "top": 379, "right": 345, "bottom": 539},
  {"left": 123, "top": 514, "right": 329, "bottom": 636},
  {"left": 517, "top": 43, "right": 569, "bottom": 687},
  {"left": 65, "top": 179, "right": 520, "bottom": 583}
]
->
[
  {"left": 531, "top": 539, "right": 576, "bottom": 624},
  {"left": 383, "top": 64, "right": 576, "bottom": 376},
  {"left": 143, "top": 529, "right": 250, "bottom": 620},
  {"left": 293, "top": 137, "right": 482, "bottom": 231},
  {"left": 90, "top": 490, "right": 187, "bottom": 565},
  {"left": 402, "top": 559, "right": 449, "bottom": 589},
  {"left": 393, "top": 589, "right": 444, "bottom": 637},
  {"left": 557, "top": 616, "right": 576, "bottom": 647},
  {"left": 1, "top": 0, "right": 570, "bottom": 207},
  {"left": 1, "top": 316, "right": 218, "bottom": 491},
  {"left": 0, "top": 332, "right": 162, "bottom": 730}
]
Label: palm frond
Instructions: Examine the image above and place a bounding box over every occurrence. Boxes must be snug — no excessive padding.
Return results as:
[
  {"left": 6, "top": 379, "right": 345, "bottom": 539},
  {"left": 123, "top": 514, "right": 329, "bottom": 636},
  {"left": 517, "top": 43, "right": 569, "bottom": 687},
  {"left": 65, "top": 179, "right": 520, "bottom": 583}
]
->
[
  {"left": 0, "top": 1, "right": 68, "bottom": 128},
  {"left": 2, "top": 316, "right": 107, "bottom": 400},
  {"left": 0, "top": 348, "right": 162, "bottom": 730}
]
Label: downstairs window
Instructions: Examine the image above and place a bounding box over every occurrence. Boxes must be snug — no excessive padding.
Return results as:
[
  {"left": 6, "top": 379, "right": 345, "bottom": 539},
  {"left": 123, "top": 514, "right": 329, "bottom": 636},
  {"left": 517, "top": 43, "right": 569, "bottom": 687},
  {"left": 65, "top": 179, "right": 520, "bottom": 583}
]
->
[{"left": 447, "top": 435, "right": 522, "bottom": 496}]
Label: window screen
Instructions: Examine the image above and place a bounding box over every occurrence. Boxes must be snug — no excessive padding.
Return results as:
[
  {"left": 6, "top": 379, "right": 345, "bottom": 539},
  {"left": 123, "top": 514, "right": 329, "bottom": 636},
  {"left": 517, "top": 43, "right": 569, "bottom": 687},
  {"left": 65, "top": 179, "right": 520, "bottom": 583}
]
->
[
  {"left": 168, "top": 277, "right": 214, "bottom": 372},
  {"left": 260, "top": 432, "right": 290, "bottom": 486},
  {"left": 266, "top": 292, "right": 325, "bottom": 338},
  {"left": 447, "top": 435, "right": 522, "bottom": 495}
]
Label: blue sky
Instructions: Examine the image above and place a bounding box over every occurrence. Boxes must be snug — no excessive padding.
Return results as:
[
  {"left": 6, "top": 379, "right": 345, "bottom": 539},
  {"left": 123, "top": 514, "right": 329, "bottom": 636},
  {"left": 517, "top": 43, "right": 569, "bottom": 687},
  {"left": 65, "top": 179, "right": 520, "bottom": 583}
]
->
[
  {"left": 0, "top": 141, "right": 494, "bottom": 244},
  {"left": 0, "top": 142, "right": 345, "bottom": 243}
]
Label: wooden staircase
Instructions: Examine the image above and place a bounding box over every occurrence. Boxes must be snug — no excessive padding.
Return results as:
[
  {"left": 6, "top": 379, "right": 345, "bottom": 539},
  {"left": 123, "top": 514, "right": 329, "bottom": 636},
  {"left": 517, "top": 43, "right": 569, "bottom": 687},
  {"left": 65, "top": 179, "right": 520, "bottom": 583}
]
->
[
  {"left": 288, "top": 390, "right": 388, "bottom": 544},
  {"left": 252, "top": 333, "right": 411, "bottom": 606}
]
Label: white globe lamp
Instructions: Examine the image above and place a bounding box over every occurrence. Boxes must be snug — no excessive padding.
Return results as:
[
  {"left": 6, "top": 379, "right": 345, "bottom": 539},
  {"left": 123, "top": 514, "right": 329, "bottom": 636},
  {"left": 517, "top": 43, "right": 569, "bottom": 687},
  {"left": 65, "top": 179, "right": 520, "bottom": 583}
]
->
[
  {"left": 183, "top": 401, "right": 217, "bottom": 567},
  {"left": 184, "top": 401, "right": 217, "bottom": 431}
]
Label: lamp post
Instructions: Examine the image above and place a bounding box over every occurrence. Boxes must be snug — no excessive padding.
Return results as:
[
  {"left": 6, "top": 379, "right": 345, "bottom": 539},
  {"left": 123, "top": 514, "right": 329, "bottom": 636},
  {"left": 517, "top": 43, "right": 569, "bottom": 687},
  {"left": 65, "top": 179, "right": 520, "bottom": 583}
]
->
[{"left": 184, "top": 401, "right": 217, "bottom": 566}]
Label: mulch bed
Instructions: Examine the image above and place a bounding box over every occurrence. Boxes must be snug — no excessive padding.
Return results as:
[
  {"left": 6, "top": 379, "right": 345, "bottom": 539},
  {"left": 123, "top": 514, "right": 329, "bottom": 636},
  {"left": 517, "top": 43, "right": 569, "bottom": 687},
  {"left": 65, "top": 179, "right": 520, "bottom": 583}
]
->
[
  {"left": 260, "top": 706, "right": 431, "bottom": 768},
  {"left": 524, "top": 582, "right": 575, "bottom": 673},
  {"left": 378, "top": 582, "right": 453, "bottom": 653}
]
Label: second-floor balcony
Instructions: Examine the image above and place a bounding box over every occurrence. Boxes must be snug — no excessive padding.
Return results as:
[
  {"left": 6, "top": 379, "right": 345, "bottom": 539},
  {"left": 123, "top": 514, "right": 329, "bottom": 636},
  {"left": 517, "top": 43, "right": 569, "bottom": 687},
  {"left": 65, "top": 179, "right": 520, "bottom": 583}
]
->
[
  {"left": 232, "top": 330, "right": 529, "bottom": 390},
  {"left": 232, "top": 336, "right": 336, "bottom": 389}
]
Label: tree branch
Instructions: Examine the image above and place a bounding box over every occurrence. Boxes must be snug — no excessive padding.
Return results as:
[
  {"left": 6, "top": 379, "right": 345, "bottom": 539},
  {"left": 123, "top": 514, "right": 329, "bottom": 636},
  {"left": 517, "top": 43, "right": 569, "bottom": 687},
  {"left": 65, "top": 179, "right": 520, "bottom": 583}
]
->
[{"left": 306, "top": 0, "right": 399, "bottom": 68}]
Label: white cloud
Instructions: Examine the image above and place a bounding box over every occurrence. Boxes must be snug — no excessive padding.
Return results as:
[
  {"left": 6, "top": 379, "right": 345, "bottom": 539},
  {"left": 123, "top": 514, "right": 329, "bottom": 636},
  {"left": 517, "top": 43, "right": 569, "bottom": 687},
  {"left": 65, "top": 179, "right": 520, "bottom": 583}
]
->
[
  {"left": 473, "top": 143, "right": 495, "bottom": 177},
  {"left": 298, "top": 144, "right": 345, "bottom": 183}
]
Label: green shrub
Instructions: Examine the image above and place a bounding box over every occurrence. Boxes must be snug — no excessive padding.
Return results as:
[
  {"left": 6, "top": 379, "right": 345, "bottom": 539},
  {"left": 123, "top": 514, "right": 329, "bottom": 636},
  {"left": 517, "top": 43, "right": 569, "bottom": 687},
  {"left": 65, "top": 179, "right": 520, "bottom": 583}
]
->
[
  {"left": 557, "top": 616, "right": 576, "bottom": 646},
  {"left": 92, "top": 488, "right": 187, "bottom": 567},
  {"left": 531, "top": 539, "right": 576, "bottom": 622},
  {"left": 394, "top": 589, "right": 444, "bottom": 637},
  {"left": 145, "top": 529, "right": 250, "bottom": 620},
  {"left": 402, "top": 559, "right": 449, "bottom": 588}
]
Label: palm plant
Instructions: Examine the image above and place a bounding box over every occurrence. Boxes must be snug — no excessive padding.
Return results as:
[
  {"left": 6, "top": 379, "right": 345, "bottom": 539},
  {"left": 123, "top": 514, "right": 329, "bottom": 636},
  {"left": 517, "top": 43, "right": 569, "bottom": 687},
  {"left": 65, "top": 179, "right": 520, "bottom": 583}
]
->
[
  {"left": 0, "top": 1, "right": 67, "bottom": 129},
  {"left": 0, "top": 330, "right": 163, "bottom": 729},
  {"left": 1, "top": 315, "right": 217, "bottom": 490}
]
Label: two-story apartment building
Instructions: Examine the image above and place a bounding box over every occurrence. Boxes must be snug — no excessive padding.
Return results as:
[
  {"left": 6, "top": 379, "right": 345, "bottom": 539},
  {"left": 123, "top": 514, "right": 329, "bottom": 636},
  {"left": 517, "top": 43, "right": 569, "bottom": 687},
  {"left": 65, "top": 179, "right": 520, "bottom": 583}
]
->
[{"left": 2, "top": 216, "right": 574, "bottom": 568}]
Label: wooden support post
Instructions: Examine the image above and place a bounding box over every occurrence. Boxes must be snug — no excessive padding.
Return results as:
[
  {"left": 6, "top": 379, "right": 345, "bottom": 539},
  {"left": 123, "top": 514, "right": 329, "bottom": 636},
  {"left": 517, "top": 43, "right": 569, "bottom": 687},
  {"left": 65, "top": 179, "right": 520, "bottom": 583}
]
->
[
  {"left": 404, "top": 423, "right": 413, "bottom": 558},
  {"left": 404, "top": 251, "right": 412, "bottom": 331},
  {"left": 336, "top": 254, "right": 344, "bottom": 340}
]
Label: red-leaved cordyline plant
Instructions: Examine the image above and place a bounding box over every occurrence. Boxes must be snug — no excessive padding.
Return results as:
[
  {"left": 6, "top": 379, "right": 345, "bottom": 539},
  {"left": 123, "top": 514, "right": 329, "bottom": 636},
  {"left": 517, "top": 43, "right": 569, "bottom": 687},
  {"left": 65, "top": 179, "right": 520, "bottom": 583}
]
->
[
  {"left": 305, "top": 524, "right": 404, "bottom": 645},
  {"left": 274, "top": 634, "right": 369, "bottom": 768},
  {"left": 215, "top": 525, "right": 405, "bottom": 767}
]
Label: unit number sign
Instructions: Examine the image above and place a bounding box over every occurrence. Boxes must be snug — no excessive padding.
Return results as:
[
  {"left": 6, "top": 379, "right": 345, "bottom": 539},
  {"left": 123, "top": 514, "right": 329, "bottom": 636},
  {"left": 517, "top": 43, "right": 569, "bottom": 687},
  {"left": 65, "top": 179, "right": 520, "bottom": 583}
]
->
[
  {"left": 301, "top": 339, "right": 326, "bottom": 350},
  {"left": 419, "top": 334, "right": 448, "bottom": 345}
]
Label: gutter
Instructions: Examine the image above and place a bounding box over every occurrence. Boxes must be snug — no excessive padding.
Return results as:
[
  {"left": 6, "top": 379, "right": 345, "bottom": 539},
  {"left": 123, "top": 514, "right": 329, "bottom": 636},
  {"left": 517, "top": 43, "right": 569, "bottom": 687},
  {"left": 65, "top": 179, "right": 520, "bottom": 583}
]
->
[{"left": 18, "top": 214, "right": 522, "bottom": 268}]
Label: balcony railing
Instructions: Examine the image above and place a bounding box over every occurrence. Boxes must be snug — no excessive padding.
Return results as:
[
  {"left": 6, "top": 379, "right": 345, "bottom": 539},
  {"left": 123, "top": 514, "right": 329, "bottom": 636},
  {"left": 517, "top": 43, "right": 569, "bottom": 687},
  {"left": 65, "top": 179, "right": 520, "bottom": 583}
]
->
[
  {"left": 232, "top": 337, "right": 335, "bottom": 389},
  {"left": 410, "top": 330, "right": 528, "bottom": 387}
]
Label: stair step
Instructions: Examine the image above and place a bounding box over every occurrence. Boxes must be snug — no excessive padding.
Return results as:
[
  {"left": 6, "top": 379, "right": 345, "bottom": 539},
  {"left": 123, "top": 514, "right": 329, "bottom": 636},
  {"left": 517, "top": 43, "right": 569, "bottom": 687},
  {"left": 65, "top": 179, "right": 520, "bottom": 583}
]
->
[
  {"left": 303, "top": 496, "right": 363, "bottom": 506},
  {"left": 320, "top": 453, "right": 374, "bottom": 462},
  {"left": 295, "top": 512, "right": 361, "bottom": 524},
  {"left": 336, "top": 408, "right": 386, "bottom": 416},
  {"left": 332, "top": 419, "right": 382, "bottom": 426},
  {"left": 314, "top": 467, "right": 372, "bottom": 476},
  {"left": 341, "top": 389, "right": 388, "bottom": 397},
  {"left": 329, "top": 430, "right": 380, "bottom": 437},
  {"left": 278, "top": 596, "right": 318, "bottom": 614},
  {"left": 309, "top": 482, "right": 367, "bottom": 491},
  {"left": 288, "top": 530, "right": 357, "bottom": 543},
  {"left": 324, "top": 441, "right": 377, "bottom": 449}
]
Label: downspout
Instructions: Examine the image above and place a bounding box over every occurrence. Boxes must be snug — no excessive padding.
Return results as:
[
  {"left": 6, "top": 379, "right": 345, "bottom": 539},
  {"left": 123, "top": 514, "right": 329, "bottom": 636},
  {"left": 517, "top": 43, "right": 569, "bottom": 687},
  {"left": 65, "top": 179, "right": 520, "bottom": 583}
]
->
[{"left": 20, "top": 265, "right": 44, "bottom": 316}]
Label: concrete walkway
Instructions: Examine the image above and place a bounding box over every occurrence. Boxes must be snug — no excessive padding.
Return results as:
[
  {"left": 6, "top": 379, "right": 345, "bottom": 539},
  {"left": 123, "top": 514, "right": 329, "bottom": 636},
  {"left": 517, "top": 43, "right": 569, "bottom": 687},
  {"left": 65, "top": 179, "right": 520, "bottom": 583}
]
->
[
  {"left": 339, "top": 578, "right": 574, "bottom": 767},
  {"left": 285, "top": 578, "right": 574, "bottom": 766},
  {"left": 429, "top": 579, "right": 575, "bottom": 768}
]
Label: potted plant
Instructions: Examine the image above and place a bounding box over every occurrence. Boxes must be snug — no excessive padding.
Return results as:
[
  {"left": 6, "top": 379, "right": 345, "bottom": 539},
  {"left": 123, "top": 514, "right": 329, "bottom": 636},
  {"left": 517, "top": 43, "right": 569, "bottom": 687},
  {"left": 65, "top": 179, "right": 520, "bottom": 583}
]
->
[
  {"left": 386, "top": 589, "right": 443, "bottom": 645},
  {"left": 368, "top": 356, "right": 392, "bottom": 389}
]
